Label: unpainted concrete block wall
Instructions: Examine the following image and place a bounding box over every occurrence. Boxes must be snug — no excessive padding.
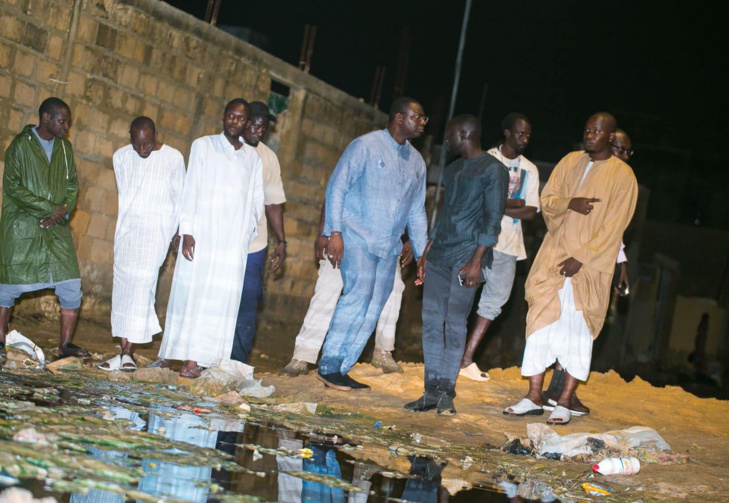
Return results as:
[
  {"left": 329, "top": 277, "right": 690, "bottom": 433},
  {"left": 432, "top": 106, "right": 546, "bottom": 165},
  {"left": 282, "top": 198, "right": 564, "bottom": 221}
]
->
[{"left": 0, "top": 0, "right": 386, "bottom": 327}]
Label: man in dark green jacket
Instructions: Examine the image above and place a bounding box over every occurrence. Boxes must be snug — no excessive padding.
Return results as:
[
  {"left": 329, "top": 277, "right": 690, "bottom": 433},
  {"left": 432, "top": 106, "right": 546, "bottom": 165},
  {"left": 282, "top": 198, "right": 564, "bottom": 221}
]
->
[{"left": 0, "top": 97, "right": 88, "bottom": 363}]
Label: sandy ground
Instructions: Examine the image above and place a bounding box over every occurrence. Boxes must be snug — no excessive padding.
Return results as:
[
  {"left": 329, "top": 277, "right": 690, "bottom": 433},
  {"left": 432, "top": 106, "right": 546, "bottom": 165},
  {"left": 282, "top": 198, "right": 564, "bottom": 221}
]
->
[{"left": 6, "top": 315, "right": 729, "bottom": 502}]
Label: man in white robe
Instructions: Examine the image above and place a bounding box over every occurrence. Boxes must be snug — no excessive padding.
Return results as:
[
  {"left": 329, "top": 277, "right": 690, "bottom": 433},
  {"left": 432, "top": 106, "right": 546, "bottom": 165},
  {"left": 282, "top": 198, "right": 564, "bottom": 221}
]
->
[
  {"left": 99, "top": 117, "right": 185, "bottom": 371},
  {"left": 157, "top": 99, "right": 264, "bottom": 378}
]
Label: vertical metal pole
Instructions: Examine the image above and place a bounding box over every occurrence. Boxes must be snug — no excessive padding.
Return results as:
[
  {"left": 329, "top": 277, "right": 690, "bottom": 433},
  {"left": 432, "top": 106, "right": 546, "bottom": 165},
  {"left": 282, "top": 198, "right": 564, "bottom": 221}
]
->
[
  {"left": 298, "top": 25, "right": 310, "bottom": 70},
  {"left": 304, "top": 26, "right": 317, "bottom": 73},
  {"left": 210, "top": 0, "right": 222, "bottom": 26},
  {"left": 430, "top": 0, "right": 473, "bottom": 228}
]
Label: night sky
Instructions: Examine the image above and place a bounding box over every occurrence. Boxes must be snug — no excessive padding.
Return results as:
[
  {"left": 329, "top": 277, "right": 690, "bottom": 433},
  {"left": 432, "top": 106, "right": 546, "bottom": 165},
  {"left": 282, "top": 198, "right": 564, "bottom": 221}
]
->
[{"left": 166, "top": 0, "right": 726, "bottom": 227}]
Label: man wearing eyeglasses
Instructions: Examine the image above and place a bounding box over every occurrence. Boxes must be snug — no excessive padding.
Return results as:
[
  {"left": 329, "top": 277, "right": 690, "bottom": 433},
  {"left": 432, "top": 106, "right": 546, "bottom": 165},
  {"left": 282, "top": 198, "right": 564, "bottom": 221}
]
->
[
  {"left": 504, "top": 112, "right": 638, "bottom": 425},
  {"left": 610, "top": 128, "right": 633, "bottom": 297},
  {"left": 315, "top": 97, "right": 429, "bottom": 391}
]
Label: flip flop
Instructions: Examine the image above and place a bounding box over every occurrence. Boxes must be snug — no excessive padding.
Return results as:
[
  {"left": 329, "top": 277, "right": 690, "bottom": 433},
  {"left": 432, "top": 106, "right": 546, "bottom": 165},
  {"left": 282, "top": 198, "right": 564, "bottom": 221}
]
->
[
  {"left": 60, "top": 343, "right": 91, "bottom": 358},
  {"left": 503, "top": 398, "right": 544, "bottom": 416},
  {"left": 459, "top": 362, "right": 490, "bottom": 382},
  {"left": 120, "top": 354, "right": 137, "bottom": 372},
  {"left": 98, "top": 354, "right": 122, "bottom": 371},
  {"left": 547, "top": 405, "right": 571, "bottom": 425},
  {"left": 543, "top": 398, "right": 588, "bottom": 416},
  {"left": 179, "top": 365, "right": 203, "bottom": 379}
]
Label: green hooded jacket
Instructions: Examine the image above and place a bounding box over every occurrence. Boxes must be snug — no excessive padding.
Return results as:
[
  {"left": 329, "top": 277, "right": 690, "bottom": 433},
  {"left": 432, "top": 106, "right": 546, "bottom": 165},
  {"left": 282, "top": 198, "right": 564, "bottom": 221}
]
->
[{"left": 0, "top": 125, "right": 80, "bottom": 284}]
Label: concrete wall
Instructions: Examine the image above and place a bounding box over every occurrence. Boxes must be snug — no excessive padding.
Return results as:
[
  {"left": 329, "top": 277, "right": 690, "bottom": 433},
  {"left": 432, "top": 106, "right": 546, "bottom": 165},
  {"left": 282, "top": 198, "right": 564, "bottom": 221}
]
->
[{"left": 0, "top": 0, "right": 387, "bottom": 325}]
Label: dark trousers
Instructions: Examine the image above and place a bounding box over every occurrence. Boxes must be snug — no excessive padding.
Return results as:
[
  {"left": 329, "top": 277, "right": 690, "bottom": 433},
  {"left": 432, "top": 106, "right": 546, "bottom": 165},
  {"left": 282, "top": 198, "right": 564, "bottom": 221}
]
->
[
  {"left": 421, "top": 261, "right": 478, "bottom": 396},
  {"left": 231, "top": 248, "right": 267, "bottom": 363}
]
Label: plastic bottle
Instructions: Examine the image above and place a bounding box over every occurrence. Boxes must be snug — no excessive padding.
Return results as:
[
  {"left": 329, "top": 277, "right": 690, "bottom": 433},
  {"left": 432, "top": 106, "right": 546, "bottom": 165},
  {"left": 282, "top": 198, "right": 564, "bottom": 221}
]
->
[{"left": 592, "top": 457, "right": 641, "bottom": 475}]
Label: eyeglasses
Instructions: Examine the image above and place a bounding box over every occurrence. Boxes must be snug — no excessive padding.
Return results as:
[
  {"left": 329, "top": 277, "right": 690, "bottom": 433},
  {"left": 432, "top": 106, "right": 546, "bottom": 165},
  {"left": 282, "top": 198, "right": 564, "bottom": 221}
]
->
[
  {"left": 403, "top": 113, "right": 429, "bottom": 125},
  {"left": 611, "top": 143, "right": 634, "bottom": 158}
]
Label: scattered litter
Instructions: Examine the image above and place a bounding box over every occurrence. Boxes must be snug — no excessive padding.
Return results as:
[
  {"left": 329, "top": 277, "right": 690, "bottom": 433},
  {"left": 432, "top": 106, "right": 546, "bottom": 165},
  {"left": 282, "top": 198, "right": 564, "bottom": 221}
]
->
[
  {"left": 465, "top": 432, "right": 482, "bottom": 437},
  {"left": 520, "top": 424, "right": 672, "bottom": 461},
  {"left": 459, "top": 455, "right": 475, "bottom": 470},
  {"left": 297, "top": 448, "right": 313, "bottom": 459},
  {"left": 5, "top": 331, "right": 45, "bottom": 364},
  {"left": 215, "top": 391, "right": 247, "bottom": 405},
  {"left": 503, "top": 437, "right": 531, "bottom": 456},
  {"left": 252, "top": 449, "right": 263, "bottom": 461},
  {"left": 411, "top": 433, "right": 421, "bottom": 444},
  {"left": 175, "top": 405, "right": 212, "bottom": 414},
  {"left": 593, "top": 457, "right": 640, "bottom": 475},
  {"left": 272, "top": 402, "right": 317, "bottom": 415},
  {"left": 187, "top": 360, "right": 274, "bottom": 398},
  {"left": 582, "top": 482, "right": 612, "bottom": 496},
  {"left": 374, "top": 421, "right": 383, "bottom": 429},
  {"left": 239, "top": 402, "right": 251, "bottom": 412}
]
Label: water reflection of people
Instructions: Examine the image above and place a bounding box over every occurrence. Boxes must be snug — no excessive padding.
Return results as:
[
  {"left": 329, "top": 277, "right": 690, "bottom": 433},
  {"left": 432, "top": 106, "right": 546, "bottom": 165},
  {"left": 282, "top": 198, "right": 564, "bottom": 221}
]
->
[
  {"left": 275, "top": 428, "right": 382, "bottom": 503},
  {"left": 69, "top": 407, "right": 146, "bottom": 503},
  {"left": 302, "top": 444, "right": 344, "bottom": 503},
  {"left": 138, "top": 412, "right": 244, "bottom": 502},
  {"left": 400, "top": 456, "right": 449, "bottom": 503}
]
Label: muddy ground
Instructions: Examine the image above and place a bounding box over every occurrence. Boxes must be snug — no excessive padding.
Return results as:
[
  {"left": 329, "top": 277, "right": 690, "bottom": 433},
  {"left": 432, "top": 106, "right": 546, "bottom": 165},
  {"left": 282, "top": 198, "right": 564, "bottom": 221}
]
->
[{"left": 2, "top": 315, "right": 729, "bottom": 502}]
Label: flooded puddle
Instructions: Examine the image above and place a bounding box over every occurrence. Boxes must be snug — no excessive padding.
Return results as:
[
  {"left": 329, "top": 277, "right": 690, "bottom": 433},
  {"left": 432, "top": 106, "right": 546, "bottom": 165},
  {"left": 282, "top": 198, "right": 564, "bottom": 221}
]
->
[{"left": 1, "top": 371, "right": 550, "bottom": 502}]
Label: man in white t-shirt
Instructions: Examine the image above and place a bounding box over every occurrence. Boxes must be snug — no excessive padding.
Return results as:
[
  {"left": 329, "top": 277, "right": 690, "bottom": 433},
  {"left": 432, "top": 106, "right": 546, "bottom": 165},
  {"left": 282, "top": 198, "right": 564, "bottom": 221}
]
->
[{"left": 459, "top": 113, "right": 540, "bottom": 382}]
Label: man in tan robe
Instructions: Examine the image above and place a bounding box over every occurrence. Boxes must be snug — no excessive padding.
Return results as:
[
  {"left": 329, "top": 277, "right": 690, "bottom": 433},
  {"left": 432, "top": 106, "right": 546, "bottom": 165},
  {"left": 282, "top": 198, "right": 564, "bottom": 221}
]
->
[{"left": 504, "top": 112, "right": 638, "bottom": 425}]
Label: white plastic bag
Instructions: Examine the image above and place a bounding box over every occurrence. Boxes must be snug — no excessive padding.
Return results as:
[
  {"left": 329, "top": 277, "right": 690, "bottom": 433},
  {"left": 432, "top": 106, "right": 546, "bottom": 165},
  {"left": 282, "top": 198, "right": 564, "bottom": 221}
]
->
[{"left": 5, "top": 330, "right": 45, "bottom": 363}]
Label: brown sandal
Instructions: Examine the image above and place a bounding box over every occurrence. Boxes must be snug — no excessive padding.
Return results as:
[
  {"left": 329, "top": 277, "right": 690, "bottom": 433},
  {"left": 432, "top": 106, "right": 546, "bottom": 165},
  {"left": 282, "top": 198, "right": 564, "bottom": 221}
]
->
[{"left": 179, "top": 365, "right": 203, "bottom": 379}]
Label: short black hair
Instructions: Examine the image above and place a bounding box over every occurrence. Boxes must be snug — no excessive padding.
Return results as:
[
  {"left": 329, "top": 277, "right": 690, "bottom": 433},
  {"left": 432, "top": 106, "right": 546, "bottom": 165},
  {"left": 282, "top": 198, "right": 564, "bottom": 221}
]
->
[
  {"left": 451, "top": 114, "right": 482, "bottom": 139},
  {"left": 224, "top": 98, "right": 250, "bottom": 114},
  {"left": 130, "top": 116, "right": 156, "bottom": 133},
  {"left": 39, "top": 97, "right": 70, "bottom": 119},
  {"left": 389, "top": 97, "right": 420, "bottom": 122},
  {"left": 501, "top": 112, "right": 530, "bottom": 133}
]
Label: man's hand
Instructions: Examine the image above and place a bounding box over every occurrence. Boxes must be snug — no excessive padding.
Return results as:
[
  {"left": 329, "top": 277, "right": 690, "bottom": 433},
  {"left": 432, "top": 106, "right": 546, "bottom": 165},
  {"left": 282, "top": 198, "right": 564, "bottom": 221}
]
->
[
  {"left": 171, "top": 234, "right": 181, "bottom": 253},
  {"left": 400, "top": 241, "right": 414, "bottom": 268},
  {"left": 40, "top": 205, "right": 68, "bottom": 229},
  {"left": 459, "top": 256, "right": 482, "bottom": 288},
  {"left": 315, "top": 235, "right": 329, "bottom": 260},
  {"left": 615, "top": 262, "right": 629, "bottom": 296},
  {"left": 271, "top": 242, "right": 287, "bottom": 271},
  {"left": 327, "top": 233, "right": 344, "bottom": 268},
  {"left": 415, "top": 255, "right": 427, "bottom": 286},
  {"left": 557, "top": 257, "right": 583, "bottom": 277},
  {"left": 568, "top": 197, "right": 601, "bottom": 215},
  {"left": 505, "top": 198, "right": 526, "bottom": 209},
  {"left": 182, "top": 234, "right": 195, "bottom": 261}
]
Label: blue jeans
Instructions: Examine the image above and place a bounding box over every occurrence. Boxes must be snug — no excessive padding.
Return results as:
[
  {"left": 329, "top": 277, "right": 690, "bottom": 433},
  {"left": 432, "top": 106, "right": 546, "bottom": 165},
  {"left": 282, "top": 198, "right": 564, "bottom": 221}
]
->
[
  {"left": 421, "top": 261, "right": 478, "bottom": 396},
  {"left": 318, "top": 245, "right": 397, "bottom": 375},
  {"left": 231, "top": 248, "right": 266, "bottom": 363}
]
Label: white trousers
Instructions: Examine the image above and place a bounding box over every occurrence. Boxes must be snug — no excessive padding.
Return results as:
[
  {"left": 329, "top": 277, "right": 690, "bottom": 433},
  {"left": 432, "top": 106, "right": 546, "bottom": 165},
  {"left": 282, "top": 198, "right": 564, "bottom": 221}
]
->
[
  {"left": 521, "top": 278, "right": 594, "bottom": 381},
  {"left": 292, "top": 259, "right": 405, "bottom": 364}
]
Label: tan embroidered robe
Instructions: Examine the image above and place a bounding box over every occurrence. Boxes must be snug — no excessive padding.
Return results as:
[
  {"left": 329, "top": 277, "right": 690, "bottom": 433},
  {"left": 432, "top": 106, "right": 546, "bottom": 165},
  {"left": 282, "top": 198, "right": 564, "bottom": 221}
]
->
[{"left": 525, "top": 151, "right": 638, "bottom": 339}]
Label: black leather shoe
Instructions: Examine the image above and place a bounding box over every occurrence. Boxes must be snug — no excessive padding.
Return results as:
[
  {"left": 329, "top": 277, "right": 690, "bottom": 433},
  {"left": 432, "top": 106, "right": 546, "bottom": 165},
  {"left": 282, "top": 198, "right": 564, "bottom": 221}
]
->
[
  {"left": 343, "top": 373, "right": 370, "bottom": 390},
  {"left": 316, "top": 371, "right": 352, "bottom": 391},
  {"left": 404, "top": 392, "right": 440, "bottom": 412},
  {"left": 437, "top": 394, "right": 456, "bottom": 415}
]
